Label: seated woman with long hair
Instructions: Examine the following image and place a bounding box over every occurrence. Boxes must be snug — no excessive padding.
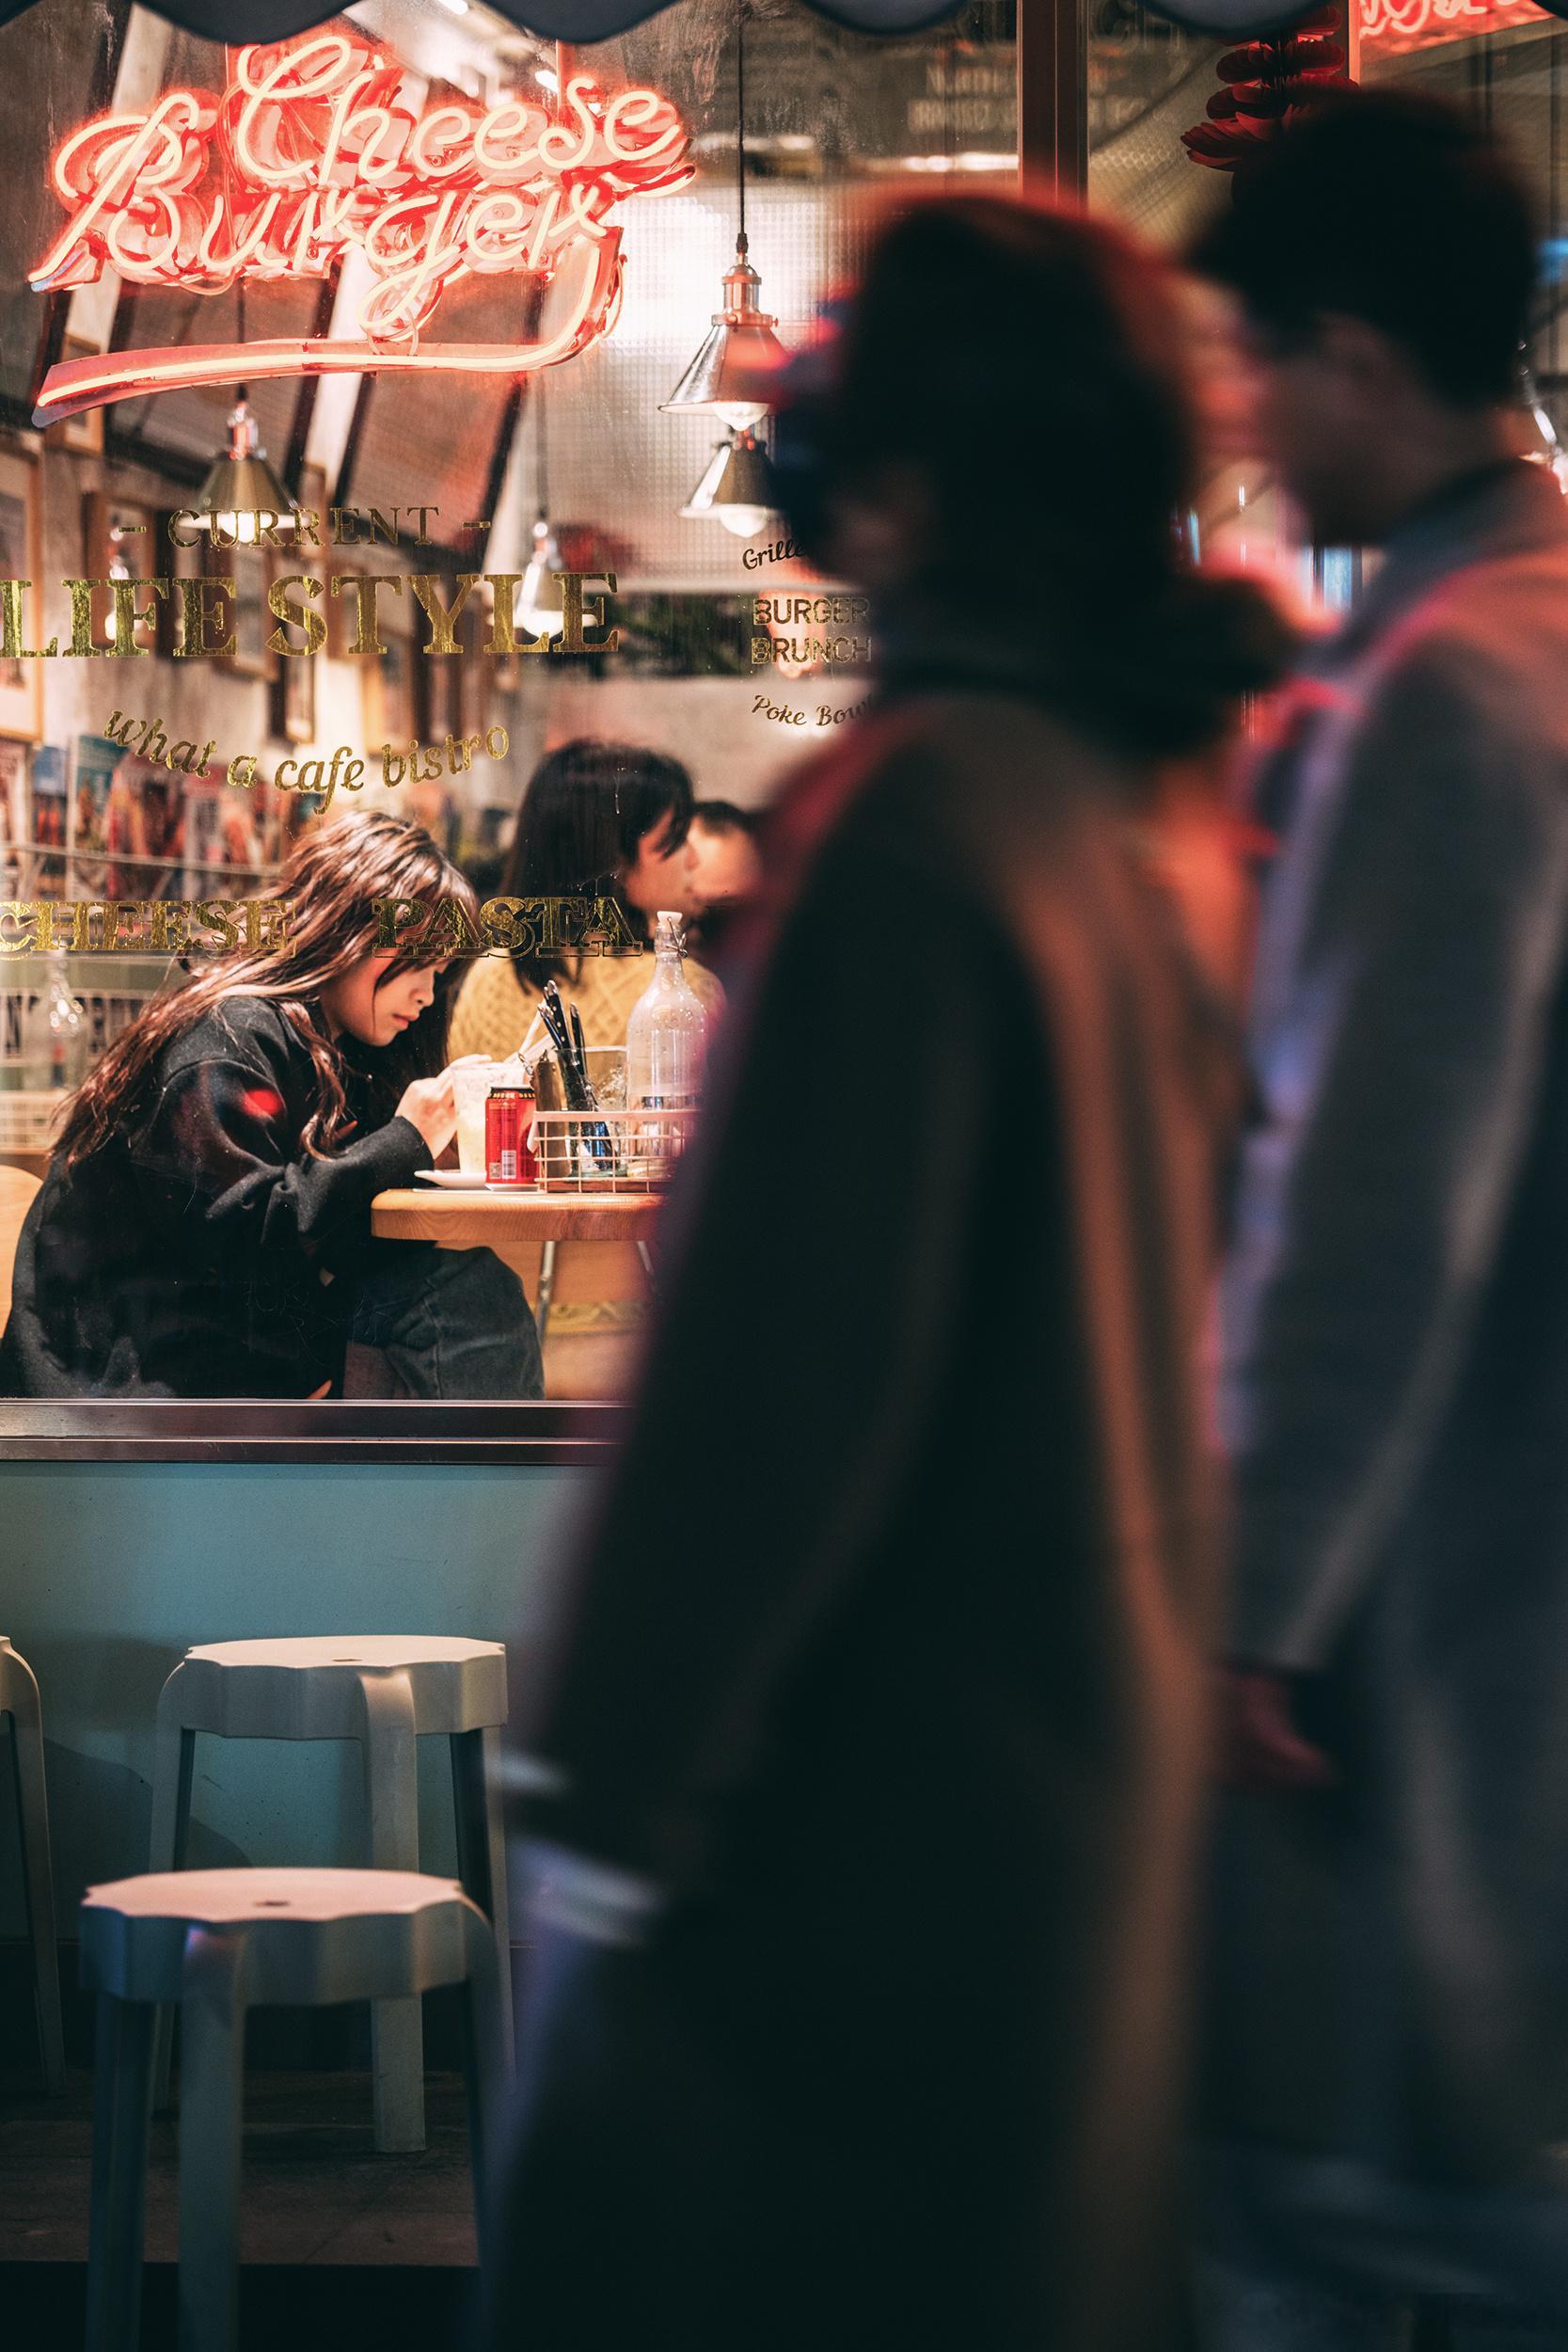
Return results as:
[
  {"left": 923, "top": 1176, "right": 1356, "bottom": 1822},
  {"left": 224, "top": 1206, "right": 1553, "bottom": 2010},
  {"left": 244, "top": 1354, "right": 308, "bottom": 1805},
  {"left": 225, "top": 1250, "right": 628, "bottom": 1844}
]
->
[
  {"left": 0, "top": 813, "right": 541, "bottom": 1399},
  {"left": 449, "top": 738, "right": 722, "bottom": 1062}
]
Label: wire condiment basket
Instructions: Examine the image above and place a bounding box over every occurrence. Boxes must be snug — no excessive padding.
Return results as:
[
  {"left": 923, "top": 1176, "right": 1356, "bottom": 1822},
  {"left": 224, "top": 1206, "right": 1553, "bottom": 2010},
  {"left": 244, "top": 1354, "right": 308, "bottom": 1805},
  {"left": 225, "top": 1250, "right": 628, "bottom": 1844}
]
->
[{"left": 531, "top": 1101, "right": 698, "bottom": 1192}]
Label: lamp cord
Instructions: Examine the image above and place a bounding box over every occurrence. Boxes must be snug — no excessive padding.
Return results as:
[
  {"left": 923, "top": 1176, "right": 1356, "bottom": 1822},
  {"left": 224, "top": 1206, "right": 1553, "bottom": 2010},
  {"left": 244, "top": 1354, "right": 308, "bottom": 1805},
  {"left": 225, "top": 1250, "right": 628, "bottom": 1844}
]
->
[
  {"left": 537, "top": 376, "right": 549, "bottom": 521},
  {"left": 736, "top": 1, "right": 747, "bottom": 252},
  {"left": 223, "top": 42, "right": 249, "bottom": 406}
]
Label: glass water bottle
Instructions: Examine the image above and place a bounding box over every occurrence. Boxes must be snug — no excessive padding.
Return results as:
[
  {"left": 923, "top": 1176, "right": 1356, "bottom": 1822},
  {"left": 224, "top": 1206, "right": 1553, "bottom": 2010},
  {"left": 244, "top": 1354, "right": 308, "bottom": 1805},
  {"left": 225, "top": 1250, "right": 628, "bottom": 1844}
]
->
[{"left": 625, "top": 911, "right": 708, "bottom": 1175}]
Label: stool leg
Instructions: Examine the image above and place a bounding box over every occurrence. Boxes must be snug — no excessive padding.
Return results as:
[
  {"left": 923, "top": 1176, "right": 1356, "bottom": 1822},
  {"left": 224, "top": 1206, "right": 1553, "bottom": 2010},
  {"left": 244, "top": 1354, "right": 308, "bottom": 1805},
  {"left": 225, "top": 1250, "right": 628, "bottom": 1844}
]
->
[
  {"left": 178, "top": 1924, "right": 249, "bottom": 2352},
  {"left": 85, "top": 1992, "right": 154, "bottom": 2352},
  {"left": 6, "top": 1658, "right": 65, "bottom": 2095},
  {"left": 534, "top": 1236, "right": 558, "bottom": 1342},
  {"left": 458, "top": 1909, "right": 507, "bottom": 2280},
  {"left": 149, "top": 1671, "right": 196, "bottom": 2113},
  {"left": 451, "top": 1725, "right": 515, "bottom": 2075},
  {"left": 358, "top": 1667, "right": 425, "bottom": 2153}
]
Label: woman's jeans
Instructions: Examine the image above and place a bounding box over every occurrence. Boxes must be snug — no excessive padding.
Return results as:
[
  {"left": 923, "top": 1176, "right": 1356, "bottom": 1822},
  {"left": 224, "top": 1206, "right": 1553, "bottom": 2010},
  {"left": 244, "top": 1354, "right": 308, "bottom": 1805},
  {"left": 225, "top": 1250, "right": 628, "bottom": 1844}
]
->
[{"left": 348, "top": 1242, "right": 544, "bottom": 1399}]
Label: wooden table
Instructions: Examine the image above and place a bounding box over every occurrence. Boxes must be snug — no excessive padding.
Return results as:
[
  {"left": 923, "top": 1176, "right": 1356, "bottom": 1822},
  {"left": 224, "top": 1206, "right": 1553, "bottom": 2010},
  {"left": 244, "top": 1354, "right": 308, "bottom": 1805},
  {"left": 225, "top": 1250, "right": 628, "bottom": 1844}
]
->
[
  {"left": 372, "top": 1188, "right": 662, "bottom": 1248},
  {"left": 372, "top": 1187, "right": 663, "bottom": 1366}
]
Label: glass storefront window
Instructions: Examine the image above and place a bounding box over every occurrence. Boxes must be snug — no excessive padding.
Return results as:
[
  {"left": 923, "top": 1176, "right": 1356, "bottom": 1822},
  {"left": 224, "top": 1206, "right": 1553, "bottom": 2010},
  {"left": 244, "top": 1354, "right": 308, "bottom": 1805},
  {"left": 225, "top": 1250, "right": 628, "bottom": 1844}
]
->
[
  {"left": 1089, "top": 0, "right": 1568, "bottom": 612},
  {"left": 1088, "top": 0, "right": 1320, "bottom": 606},
  {"left": 1359, "top": 4, "right": 1568, "bottom": 468},
  {"left": 0, "top": 0, "right": 1016, "bottom": 1430}
]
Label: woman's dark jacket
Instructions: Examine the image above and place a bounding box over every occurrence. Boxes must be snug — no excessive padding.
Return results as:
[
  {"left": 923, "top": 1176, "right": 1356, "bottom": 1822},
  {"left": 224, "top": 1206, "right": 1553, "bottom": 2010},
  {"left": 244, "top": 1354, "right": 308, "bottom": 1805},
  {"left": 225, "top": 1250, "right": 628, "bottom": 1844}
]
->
[{"left": 0, "top": 994, "right": 430, "bottom": 1397}]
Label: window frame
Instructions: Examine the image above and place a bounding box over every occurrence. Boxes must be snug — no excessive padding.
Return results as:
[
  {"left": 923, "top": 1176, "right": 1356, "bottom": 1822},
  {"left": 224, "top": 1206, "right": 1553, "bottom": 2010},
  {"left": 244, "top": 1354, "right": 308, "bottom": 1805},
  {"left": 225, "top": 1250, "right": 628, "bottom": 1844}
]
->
[{"left": 0, "top": 1396, "right": 627, "bottom": 1461}]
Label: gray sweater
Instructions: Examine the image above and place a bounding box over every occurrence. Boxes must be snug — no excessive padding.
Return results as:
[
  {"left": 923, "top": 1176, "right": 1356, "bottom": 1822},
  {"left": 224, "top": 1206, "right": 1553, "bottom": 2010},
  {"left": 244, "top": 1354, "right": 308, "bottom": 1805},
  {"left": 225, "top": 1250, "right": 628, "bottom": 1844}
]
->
[{"left": 1213, "top": 459, "right": 1568, "bottom": 2179}]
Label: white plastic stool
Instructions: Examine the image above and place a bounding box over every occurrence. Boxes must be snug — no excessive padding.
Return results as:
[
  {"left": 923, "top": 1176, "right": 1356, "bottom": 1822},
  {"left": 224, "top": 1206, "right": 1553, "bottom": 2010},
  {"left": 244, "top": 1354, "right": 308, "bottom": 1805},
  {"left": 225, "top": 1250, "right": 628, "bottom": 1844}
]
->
[
  {"left": 1, "top": 1638, "right": 65, "bottom": 2094},
  {"left": 82, "top": 1867, "right": 504, "bottom": 2352},
  {"left": 148, "top": 1636, "right": 513, "bottom": 2152}
]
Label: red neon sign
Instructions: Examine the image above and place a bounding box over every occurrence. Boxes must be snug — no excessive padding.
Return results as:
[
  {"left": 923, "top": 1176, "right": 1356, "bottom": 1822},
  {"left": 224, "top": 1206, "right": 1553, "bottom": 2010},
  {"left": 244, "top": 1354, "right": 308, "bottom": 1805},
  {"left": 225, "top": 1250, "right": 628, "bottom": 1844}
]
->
[
  {"left": 30, "top": 35, "right": 691, "bottom": 425},
  {"left": 1359, "top": 0, "right": 1544, "bottom": 55}
]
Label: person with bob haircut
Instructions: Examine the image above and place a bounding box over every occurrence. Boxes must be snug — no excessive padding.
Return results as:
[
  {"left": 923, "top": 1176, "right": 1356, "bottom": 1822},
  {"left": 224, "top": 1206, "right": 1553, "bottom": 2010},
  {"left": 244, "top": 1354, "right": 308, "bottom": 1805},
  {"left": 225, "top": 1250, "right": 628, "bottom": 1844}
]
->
[
  {"left": 1, "top": 813, "right": 541, "bottom": 1399},
  {"left": 448, "top": 738, "right": 721, "bottom": 1063},
  {"left": 447, "top": 740, "right": 725, "bottom": 1394}
]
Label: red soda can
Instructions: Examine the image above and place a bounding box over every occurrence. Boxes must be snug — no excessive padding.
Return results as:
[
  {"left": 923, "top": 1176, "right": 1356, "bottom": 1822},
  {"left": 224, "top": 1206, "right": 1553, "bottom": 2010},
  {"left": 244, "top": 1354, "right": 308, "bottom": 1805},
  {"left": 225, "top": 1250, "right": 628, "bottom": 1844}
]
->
[{"left": 485, "top": 1086, "right": 536, "bottom": 1186}]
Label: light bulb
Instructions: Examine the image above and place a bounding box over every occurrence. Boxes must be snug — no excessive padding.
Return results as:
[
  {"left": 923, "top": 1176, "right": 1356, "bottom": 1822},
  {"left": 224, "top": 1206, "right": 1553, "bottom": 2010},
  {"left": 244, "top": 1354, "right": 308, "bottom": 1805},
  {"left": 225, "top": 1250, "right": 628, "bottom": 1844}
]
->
[
  {"left": 200, "top": 507, "right": 298, "bottom": 547},
  {"left": 717, "top": 505, "right": 770, "bottom": 539},
  {"left": 714, "top": 399, "right": 768, "bottom": 433}
]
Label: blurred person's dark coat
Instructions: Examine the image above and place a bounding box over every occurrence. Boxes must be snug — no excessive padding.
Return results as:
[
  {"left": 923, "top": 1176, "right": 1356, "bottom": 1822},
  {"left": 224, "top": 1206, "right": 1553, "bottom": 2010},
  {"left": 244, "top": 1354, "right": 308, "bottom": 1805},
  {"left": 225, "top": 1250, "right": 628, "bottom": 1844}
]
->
[
  {"left": 482, "top": 635, "right": 1228, "bottom": 2352},
  {"left": 1212, "top": 458, "right": 1568, "bottom": 2184}
]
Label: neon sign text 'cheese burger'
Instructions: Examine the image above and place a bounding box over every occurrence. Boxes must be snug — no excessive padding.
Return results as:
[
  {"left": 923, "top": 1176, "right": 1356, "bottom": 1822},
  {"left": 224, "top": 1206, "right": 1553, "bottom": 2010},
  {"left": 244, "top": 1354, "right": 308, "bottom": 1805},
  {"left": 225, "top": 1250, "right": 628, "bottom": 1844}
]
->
[{"left": 29, "top": 35, "right": 691, "bottom": 424}]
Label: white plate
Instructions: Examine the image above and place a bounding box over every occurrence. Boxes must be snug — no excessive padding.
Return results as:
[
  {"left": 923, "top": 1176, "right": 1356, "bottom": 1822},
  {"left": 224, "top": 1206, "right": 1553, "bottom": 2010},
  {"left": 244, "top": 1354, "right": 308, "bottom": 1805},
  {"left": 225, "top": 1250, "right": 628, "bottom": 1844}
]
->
[{"left": 416, "top": 1168, "right": 491, "bottom": 1190}]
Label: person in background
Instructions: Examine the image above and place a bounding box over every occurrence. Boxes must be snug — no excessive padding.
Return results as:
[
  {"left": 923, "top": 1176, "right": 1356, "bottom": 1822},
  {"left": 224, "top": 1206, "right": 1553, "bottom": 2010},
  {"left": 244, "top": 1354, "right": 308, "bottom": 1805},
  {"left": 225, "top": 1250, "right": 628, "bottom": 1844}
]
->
[
  {"left": 685, "top": 799, "right": 766, "bottom": 964},
  {"left": 447, "top": 739, "right": 721, "bottom": 1062},
  {"left": 1193, "top": 91, "right": 1568, "bottom": 2348},
  {"left": 0, "top": 814, "right": 541, "bottom": 1400},
  {"left": 478, "top": 194, "right": 1287, "bottom": 2352},
  {"left": 689, "top": 799, "right": 763, "bottom": 910},
  {"left": 447, "top": 740, "right": 723, "bottom": 1397}
]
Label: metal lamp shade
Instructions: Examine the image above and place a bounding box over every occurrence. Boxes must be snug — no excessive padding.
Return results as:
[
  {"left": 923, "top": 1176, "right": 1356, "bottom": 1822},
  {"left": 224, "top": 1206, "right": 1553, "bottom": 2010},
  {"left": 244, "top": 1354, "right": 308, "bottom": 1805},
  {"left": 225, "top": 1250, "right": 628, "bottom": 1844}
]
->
[
  {"left": 195, "top": 401, "right": 297, "bottom": 544},
  {"left": 662, "top": 244, "right": 789, "bottom": 432},
  {"left": 195, "top": 453, "right": 298, "bottom": 544},
  {"left": 679, "top": 428, "right": 775, "bottom": 538}
]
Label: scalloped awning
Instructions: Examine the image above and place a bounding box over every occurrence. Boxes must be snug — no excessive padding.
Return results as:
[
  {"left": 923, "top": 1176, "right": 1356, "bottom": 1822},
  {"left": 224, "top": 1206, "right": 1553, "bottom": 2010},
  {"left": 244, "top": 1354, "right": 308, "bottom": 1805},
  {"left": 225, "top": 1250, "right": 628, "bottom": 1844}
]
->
[
  {"left": 0, "top": 0, "right": 1380, "bottom": 43},
  {"left": 0, "top": 0, "right": 969, "bottom": 39},
  {"left": 6, "top": 0, "right": 1555, "bottom": 97}
]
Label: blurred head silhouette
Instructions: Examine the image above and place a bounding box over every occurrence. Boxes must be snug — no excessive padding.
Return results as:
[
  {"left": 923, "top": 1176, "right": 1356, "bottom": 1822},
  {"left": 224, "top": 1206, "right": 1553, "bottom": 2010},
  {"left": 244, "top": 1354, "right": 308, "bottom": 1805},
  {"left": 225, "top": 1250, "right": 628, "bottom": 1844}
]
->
[
  {"left": 1194, "top": 91, "right": 1539, "bottom": 547},
  {"left": 770, "top": 192, "right": 1287, "bottom": 757}
]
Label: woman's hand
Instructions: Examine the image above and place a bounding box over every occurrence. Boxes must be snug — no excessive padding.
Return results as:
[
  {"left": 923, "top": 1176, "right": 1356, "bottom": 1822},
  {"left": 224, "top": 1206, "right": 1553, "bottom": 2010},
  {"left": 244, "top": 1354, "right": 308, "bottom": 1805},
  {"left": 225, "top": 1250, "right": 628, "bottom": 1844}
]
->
[
  {"left": 395, "top": 1058, "right": 492, "bottom": 1159},
  {"left": 396, "top": 1071, "right": 459, "bottom": 1158}
]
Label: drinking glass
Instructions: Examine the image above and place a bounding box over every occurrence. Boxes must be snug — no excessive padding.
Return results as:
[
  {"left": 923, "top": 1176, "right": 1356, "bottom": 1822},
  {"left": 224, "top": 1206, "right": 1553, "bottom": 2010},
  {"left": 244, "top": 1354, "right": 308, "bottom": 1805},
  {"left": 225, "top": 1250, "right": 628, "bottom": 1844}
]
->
[
  {"left": 451, "top": 1060, "right": 499, "bottom": 1178},
  {"left": 583, "top": 1047, "right": 627, "bottom": 1110}
]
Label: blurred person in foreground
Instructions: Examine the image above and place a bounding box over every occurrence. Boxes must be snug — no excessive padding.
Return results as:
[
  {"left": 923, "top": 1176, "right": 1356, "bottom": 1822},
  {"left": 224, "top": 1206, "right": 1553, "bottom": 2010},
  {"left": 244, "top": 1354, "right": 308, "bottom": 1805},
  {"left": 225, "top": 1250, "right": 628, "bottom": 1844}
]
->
[
  {"left": 479, "top": 195, "right": 1286, "bottom": 2352},
  {"left": 1194, "top": 92, "right": 1568, "bottom": 2347}
]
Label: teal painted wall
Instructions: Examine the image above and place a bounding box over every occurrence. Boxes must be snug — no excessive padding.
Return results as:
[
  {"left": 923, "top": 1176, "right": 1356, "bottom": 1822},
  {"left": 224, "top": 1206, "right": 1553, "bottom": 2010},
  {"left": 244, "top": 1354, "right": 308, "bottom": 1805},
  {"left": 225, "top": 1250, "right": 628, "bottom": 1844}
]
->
[{"left": 0, "top": 1460, "right": 592, "bottom": 1935}]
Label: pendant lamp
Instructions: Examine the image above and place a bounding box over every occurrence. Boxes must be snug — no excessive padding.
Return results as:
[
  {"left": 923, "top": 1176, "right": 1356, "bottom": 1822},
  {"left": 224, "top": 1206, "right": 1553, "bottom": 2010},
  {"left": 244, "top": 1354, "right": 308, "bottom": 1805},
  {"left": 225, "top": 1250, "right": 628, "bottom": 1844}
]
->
[
  {"left": 516, "top": 379, "right": 568, "bottom": 638},
  {"left": 196, "top": 397, "right": 297, "bottom": 545},
  {"left": 669, "top": 4, "right": 784, "bottom": 527},
  {"left": 194, "top": 284, "right": 297, "bottom": 543},
  {"left": 662, "top": 236, "right": 786, "bottom": 432},
  {"left": 679, "top": 426, "right": 773, "bottom": 538}
]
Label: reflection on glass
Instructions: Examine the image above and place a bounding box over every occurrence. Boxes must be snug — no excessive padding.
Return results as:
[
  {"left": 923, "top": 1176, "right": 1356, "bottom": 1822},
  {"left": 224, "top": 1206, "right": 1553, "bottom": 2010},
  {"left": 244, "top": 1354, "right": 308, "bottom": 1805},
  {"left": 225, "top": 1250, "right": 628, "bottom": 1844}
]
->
[{"left": 0, "top": 0, "right": 1017, "bottom": 1406}]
